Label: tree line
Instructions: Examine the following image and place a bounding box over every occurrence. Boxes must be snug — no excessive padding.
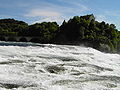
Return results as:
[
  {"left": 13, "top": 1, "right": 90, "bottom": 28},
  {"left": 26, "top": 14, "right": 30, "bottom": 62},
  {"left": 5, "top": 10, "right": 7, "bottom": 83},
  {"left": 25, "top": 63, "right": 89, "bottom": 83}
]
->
[{"left": 0, "top": 14, "right": 120, "bottom": 53}]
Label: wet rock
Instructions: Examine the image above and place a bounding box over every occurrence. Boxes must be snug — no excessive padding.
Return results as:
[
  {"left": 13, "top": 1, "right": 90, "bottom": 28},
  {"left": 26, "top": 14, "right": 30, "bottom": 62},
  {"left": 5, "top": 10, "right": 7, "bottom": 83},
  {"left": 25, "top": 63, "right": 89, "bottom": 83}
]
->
[
  {"left": 46, "top": 65, "right": 65, "bottom": 74},
  {"left": 61, "top": 57, "right": 78, "bottom": 61},
  {"left": 1, "top": 83, "right": 20, "bottom": 89},
  {"left": 0, "top": 60, "right": 24, "bottom": 65},
  {"left": 104, "top": 83, "right": 117, "bottom": 88},
  {"left": 0, "top": 61, "right": 11, "bottom": 64},
  {"left": 52, "top": 79, "right": 80, "bottom": 85},
  {"left": 0, "top": 82, "right": 36, "bottom": 89},
  {"left": 71, "top": 72, "right": 85, "bottom": 76},
  {"left": 11, "top": 60, "right": 24, "bottom": 63}
]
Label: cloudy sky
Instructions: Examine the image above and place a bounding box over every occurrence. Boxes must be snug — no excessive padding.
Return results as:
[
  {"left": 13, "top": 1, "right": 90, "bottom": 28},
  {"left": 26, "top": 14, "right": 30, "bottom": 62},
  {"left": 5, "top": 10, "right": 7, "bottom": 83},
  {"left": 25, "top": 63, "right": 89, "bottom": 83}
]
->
[{"left": 0, "top": 0, "right": 120, "bottom": 29}]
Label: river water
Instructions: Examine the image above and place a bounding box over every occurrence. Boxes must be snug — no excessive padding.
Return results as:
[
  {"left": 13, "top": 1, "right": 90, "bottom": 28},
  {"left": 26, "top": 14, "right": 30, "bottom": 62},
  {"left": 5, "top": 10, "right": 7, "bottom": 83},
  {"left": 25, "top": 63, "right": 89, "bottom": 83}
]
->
[{"left": 0, "top": 41, "right": 120, "bottom": 90}]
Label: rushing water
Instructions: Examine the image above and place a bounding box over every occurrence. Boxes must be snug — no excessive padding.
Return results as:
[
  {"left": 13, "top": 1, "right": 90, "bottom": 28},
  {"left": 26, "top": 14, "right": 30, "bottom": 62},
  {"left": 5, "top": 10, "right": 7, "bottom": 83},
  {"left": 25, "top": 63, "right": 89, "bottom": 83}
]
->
[{"left": 0, "top": 41, "right": 120, "bottom": 90}]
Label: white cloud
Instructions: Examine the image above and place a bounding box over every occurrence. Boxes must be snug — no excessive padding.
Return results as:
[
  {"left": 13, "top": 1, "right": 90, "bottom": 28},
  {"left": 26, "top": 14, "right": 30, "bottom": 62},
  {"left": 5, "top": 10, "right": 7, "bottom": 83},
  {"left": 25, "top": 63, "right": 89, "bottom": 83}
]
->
[
  {"left": 96, "top": 14, "right": 117, "bottom": 25},
  {"left": 96, "top": 15, "right": 107, "bottom": 22},
  {"left": 24, "top": 0, "right": 89, "bottom": 18},
  {"left": 25, "top": 9, "right": 61, "bottom": 17},
  {"left": 24, "top": 0, "right": 89, "bottom": 25},
  {"left": 24, "top": 8, "right": 64, "bottom": 24},
  {"left": 57, "top": 0, "right": 89, "bottom": 11}
]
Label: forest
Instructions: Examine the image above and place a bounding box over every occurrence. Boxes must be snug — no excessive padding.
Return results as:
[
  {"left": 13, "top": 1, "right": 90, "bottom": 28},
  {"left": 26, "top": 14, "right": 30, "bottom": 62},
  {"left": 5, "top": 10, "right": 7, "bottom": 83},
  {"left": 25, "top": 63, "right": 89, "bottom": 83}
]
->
[{"left": 0, "top": 14, "right": 120, "bottom": 53}]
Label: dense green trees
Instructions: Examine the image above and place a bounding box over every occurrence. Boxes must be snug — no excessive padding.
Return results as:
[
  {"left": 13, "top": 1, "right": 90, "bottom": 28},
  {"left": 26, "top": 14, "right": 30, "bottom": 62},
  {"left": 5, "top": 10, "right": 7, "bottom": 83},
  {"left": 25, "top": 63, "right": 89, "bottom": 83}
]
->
[
  {"left": 0, "top": 19, "right": 28, "bottom": 36},
  {"left": 0, "top": 14, "right": 120, "bottom": 53},
  {"left": 57, "top": 14, "right": 120, "bottom": 53},
  {"left": 28, "top": 22, "right": 59, "bottom": 43},
  {"left": 0, "top": 19, "right": 59, "bottom": 43}
]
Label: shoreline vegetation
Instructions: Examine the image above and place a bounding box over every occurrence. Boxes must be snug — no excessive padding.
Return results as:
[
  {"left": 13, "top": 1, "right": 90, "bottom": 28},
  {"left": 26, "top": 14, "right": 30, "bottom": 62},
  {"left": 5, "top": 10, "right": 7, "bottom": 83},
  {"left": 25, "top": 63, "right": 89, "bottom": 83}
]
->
[{"left": 0, "top": 14, "right": 120, "bottom": 53}]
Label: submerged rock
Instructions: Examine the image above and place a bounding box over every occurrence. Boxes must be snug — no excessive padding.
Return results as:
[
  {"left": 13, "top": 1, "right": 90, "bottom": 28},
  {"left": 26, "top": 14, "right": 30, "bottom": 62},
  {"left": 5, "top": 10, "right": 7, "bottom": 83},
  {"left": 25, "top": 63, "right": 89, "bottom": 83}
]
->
[{"left": 45, "top": 65, "right": 65, "bottom": 74}]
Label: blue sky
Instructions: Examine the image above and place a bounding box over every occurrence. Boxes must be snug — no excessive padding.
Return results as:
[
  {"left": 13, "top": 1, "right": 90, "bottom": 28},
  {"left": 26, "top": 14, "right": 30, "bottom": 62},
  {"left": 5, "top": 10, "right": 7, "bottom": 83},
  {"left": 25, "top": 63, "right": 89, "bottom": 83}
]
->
[{"left": 0, "top": 0, "right": 120, "bottom": 29}]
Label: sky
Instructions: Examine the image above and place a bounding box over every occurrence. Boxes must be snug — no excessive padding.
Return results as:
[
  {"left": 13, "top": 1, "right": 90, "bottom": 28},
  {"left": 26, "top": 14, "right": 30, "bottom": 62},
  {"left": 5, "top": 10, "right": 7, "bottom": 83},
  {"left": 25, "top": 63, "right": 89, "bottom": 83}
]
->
[{"left": 0, "top": 0, "right": 120, "bottom": 30}]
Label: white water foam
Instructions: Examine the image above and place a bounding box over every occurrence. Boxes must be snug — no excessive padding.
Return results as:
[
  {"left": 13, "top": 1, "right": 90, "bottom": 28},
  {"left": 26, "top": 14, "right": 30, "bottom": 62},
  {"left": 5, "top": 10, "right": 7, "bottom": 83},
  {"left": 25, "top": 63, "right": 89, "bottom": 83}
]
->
[{"left": 0, "top": 41, "right": 119, "bottom": 90}]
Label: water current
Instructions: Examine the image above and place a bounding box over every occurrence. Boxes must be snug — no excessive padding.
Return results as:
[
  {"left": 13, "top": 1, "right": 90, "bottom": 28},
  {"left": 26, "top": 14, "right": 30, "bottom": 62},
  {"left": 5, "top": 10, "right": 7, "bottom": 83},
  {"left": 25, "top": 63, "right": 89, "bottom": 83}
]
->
[{"left": 0, "top": 41, "right": 119, "bottom": 90}]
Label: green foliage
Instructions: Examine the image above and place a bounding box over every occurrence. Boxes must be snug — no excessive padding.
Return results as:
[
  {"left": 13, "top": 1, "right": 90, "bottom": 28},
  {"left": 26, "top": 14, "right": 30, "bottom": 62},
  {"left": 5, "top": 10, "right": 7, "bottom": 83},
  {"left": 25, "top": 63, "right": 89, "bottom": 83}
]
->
[
  {"left": 58, "top": 14, "right": 120, "bottom": 53},
  {"left": 28, "top": 22, "right": 59, "bottom": 43},
  {"left": 0, "top": 19, "right": 28, "bottom": 36},
  {"left": 0, "top": 14, "right": 120, "bottom": 53}
]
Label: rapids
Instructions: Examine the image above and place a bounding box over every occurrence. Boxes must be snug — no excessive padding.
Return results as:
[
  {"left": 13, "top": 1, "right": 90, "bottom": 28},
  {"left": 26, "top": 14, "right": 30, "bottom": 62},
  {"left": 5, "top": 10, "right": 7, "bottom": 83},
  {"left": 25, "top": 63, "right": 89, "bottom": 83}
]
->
[{"left": 0, "top": 41, "right": 119, "bottom": 90}]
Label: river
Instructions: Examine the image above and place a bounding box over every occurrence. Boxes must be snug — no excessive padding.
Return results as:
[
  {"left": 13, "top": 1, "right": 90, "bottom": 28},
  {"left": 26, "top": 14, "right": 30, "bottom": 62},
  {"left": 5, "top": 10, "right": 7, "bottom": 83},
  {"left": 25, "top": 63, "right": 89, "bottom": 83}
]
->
[{"left": 0, "top": 41, "right": 120, "bottom": 90}]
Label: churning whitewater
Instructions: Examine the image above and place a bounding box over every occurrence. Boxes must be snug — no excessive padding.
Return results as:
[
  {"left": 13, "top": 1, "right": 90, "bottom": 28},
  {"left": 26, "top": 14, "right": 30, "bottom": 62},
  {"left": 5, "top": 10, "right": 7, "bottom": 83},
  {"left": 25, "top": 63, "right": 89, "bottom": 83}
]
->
[{"left": 0, "top": 41, "right": 120, "bottom": 90}]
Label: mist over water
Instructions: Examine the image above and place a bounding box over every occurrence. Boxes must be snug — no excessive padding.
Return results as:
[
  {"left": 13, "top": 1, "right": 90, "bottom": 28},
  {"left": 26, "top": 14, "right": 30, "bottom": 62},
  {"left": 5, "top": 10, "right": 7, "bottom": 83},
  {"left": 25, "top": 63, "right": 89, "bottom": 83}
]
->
[{"left": 0, "top": 41, "right": 120, "bottom": 90}]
